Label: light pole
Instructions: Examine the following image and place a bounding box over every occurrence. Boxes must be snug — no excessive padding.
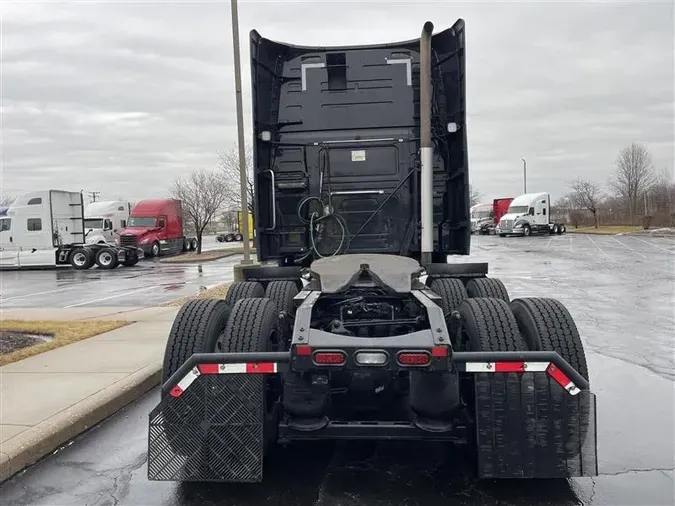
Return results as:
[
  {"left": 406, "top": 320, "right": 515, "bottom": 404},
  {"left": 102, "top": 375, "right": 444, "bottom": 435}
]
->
[
  {"left": 231, "top": 0, "right": 252, "bottom": 264},
  {"left": 521, "top": 158, "right": 527, "bottom": 193}
]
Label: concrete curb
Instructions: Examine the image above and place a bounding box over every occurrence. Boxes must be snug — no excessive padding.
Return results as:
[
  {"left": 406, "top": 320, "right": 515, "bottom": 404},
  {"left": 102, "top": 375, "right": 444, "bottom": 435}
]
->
[{"left": 0, "top": 361, "right": 161, "bottom": 483}]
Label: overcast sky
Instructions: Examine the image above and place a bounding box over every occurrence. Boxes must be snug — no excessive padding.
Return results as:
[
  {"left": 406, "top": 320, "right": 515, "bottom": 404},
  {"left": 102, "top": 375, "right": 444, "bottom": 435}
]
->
[{"left": 1, "top": 0, "right": 673, "bottom": 204}]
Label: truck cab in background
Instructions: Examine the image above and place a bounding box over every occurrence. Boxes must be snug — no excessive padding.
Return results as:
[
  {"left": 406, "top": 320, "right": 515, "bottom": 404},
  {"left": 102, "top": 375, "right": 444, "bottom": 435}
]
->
[
  {"left": 84, "top": 200, "right": 131, "bottom": 246},
  {"left": 119, "top": 199, "right": 197, "bottom": 257},
  {"left": 0, "top": 190, "right": 141, "bottom": 269},
  {"left": 470, "top": 203, "right": 493, "bottom": 234},
  {"left": 497, "top": 192, "right": 566, "bottom": 237}
]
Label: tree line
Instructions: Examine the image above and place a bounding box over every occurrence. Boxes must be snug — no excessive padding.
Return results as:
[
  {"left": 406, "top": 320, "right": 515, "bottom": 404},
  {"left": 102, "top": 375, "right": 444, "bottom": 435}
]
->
[{"left": 559, "top": 142, "right": 674, "bottom": 229}]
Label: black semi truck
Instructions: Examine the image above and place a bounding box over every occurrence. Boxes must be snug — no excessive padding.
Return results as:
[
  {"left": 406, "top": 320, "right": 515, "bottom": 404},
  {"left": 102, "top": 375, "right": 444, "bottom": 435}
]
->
[{"left": 147, "top": 20, "right": 597, "bottom": 483}]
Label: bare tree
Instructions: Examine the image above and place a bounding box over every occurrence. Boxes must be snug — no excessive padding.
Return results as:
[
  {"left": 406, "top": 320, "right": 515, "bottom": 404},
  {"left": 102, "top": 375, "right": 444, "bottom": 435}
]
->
[
  {"left": 610, "top": 142, "right": 655, "bottom": 224},
  {"left": 0, "top": 194, "right": 15, "bottom": 207},
  {"left": 171, "top": 169, "right": 229, "bottom": 254},
  {"left": 218, "top": 145, "right": 254, "bottom": 218},
  {"left": 569, "top": 178, "right": 603, "bottom": 228},
  {"left": 469, "top": 184, "right": 483, "bottom": 207}
]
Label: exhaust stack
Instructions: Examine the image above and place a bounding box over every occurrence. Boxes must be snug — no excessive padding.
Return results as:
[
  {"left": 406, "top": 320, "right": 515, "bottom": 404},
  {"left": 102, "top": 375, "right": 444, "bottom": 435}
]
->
[{"left": 420, "top": 21, "right": 434, "bottom": 265}]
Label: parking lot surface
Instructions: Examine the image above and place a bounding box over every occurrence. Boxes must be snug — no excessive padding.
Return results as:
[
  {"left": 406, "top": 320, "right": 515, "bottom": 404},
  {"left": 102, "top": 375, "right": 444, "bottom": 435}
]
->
[
  {"left": 0, "top": 237, "right": 246, "bottom": 308},
  {"left": 0, "top": 233, "right": 673, "bottom": 505}
]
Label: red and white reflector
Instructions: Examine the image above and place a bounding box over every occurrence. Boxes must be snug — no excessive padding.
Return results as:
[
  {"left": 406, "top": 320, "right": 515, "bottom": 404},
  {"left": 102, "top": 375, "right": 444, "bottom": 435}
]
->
[
  {"left": 546, "top": 364, "right": 581, "bottom": 395},
  {"left": 169, "top": 362, "right": 279, "bottom": 398},
  {"left": 464, "top": 361, "right": 549, "bottom": 373},
  {"left": 462, "top": 361, "right": 581, "bottom": 396}
]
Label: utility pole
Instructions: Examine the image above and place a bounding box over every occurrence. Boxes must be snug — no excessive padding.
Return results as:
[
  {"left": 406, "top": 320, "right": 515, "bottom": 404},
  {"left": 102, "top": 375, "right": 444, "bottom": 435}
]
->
[
  {"left": 231, "top": 0, "right": 252, "bottom": 264},
  {"left": 88, "top": 191, "right": 100, "bottom": 203},
  {"left": 521, "top": 158, "right": 527, "bottom": 193}
]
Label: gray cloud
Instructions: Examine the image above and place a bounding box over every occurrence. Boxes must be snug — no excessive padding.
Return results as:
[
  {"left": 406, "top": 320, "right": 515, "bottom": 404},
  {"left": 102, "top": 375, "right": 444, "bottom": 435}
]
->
[{"left": 1, "top": 0, "right": 673, "bottom": 204}]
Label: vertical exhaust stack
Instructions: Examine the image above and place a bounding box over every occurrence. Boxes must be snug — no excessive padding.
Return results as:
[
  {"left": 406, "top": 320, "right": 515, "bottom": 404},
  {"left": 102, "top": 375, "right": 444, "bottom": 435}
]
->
[{"left": 420, "top": 21, "right": 434, "bottom": 265}]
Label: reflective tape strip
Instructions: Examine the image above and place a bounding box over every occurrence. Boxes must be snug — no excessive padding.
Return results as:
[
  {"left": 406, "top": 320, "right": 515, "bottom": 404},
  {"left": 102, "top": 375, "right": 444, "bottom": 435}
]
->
[
  {"left": 464, "top": 361, "right": 550, "bottom": 373},
  {"left": 196, "top": 363, "right": 278, "bottom": 375},
  {"left": 169, "top": 366, "right": 201, "bottom": 398},
  {"left": 546, "top": 364, "right": 581, "bottom": 396},
  {"left": 463, "top": 361, "right": 580, "bottom": 396},
  {"left": 171, "top": 363, "right": 279, "bottom": 397}
]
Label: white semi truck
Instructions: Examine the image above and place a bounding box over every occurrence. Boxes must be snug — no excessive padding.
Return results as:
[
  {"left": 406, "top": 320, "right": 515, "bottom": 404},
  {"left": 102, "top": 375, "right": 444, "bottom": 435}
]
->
[
  {"left": 497, "top": 192, "right": 567, "bottom": 237},
  {"left": 0, "top": 190, "right": 142, "bottom": 269},
  {"left": 84, "top": 200, "right": 131, "bottom": 245}
]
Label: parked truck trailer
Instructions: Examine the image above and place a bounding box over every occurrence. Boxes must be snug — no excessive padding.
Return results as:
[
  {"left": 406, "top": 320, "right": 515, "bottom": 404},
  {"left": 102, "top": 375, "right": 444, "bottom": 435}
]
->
[
  {"left": 0, "top": 191, "right": 141, "bottom": 270},
  {"left": 147, "top": 20, "right": 597, "bottom": 484}
]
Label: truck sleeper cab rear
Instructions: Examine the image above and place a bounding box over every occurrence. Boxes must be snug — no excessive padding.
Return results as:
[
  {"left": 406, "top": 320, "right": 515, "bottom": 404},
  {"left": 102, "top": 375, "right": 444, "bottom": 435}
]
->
[{"left": 147, "top": 19, "right": 597, "bottom": 485}]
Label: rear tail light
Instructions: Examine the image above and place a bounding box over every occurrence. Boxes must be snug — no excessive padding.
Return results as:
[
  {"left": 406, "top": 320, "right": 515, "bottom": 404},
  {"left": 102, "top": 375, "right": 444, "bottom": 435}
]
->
[
  {"left": 355, "top": 351, "right": 388, "bottom": 366},
  {"left": 313, "top": 351, "right": 346, "bottom": 365},
  {"left": 397, "top": 351, "right": 431, "bottom": 366}
]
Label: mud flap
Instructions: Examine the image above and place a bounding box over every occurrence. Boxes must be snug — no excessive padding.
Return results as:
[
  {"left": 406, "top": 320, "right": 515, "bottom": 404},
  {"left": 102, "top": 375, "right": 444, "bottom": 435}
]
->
[
  {"left": 148, "top": 373, "right": 265, "bottom": 483},
  {"left": 474, "top": 373, "right": 597, "bottom": 478}
]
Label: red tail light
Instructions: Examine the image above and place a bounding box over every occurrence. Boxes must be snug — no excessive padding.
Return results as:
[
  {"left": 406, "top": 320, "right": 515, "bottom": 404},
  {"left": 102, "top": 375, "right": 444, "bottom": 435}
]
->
[
  {"left": 397, "top": 351, "right": 431, "bottom": 366},
  {"left": 313, "top": 351, "right": 346, "bottom": 365},
  {"left": 295, "top": 345, "right": 312, "bottom": 356}
]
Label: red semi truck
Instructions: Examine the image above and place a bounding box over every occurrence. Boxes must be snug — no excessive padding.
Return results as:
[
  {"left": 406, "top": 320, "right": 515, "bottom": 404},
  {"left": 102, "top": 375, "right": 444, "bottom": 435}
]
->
[
  {"left": 119, "top": 199, "right": 197, "bottom": 257},
  {"left": 477, "top": 197, "right": 513, "bottom": 235}
]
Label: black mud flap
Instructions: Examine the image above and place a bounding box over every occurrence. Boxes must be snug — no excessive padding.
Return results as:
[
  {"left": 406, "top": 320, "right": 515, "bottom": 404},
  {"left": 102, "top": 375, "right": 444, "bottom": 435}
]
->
[
  {"left": 148, "top": 373, "right": 265, "bottom": 483},
  {"left": 474, "top": 373, "right": 598, "bottom": 479}
]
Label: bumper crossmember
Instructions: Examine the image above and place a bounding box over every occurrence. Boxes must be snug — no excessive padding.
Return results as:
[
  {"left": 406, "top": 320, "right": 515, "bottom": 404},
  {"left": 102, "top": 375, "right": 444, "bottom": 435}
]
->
[{"left": 148, "top": 350, "right": 597, "bottom": 483}]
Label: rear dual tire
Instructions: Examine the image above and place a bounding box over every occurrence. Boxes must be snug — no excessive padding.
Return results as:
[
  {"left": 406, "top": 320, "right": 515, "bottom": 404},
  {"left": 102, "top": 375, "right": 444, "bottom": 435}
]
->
[
  {"left": 70, "top": 248, "right": 95, "bottom": 270},
  {"left": 95, "top": 247, "right": 119, "bottom": 269}
]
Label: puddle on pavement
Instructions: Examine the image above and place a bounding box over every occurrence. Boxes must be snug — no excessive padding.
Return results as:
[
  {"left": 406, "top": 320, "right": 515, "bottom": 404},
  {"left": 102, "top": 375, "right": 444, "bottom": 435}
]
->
[{"left": 0, "top": 331, "right": 53, "bottom": 354}]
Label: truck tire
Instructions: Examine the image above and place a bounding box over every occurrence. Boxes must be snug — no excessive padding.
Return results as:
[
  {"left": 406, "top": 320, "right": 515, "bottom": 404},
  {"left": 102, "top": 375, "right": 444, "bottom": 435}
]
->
[
  {"left": 466, "top": 277, "right": 510, "bottom": 302},
  {"left": 559, "top": 224, "right": 566, "bottom": 234},
  {"left": 234, "top": 233, "right": 243, "bottom": 242},
  {"left": 190, "top": 238, "right": 198, "bottom": 251},
  {"left": 510, "top": 297, "right": 590, "bottom": 458},
  {"left": 428, "top": 278, "right": 467, "bottom": 315},
  {"left": 458, "top": 298, "right": 524, "bottom": 353},
  {"left": 265, "top": 280, "right": 298, "bottom": 316},
  {"left": 160, "top": 299, "right": 231, "bottom": 454},
  {"left": 95, "top": 247, "right": 119, "bottom": 269},
  {"left": 218, "top": 297, "right": 280, "bottom": 455},
  {"left": 69, "top": 248, "right": 95, "bottom": 270},
  {"left": 225, "top": 234, "right": 234, "bottom": 242},
  {"left": 522, "top": 224, "right": 531, "bottom": 237},
  {"left": 510, "top": 297, "right": 588, "bottom": 378},
  {"left": 122, "top": 249, "right": 139, "bottom": 267},
  {"left": 552, "top": 224, "right": 559, "bottom": 234},
  {"left": 224, "top": 281, "right": 264, "bottom": 307},
  {"left": 151, "top": 241, "right": 160, "bottom": 257},
  {"left": 499, "top": 234, "right": 506, "bottom": 238}
]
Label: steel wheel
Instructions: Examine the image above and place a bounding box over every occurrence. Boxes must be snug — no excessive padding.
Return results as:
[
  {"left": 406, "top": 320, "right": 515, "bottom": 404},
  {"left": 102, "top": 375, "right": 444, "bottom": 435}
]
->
[
  {"left": 98, "top": 251, "right": 113, "bottom": 267},
  {"left": 72, "top": 252, "right": 87, "bottom": 267}
]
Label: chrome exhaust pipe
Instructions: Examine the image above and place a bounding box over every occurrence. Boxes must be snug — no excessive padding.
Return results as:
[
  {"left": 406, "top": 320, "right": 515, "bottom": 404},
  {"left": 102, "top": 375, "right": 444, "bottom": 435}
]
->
[{"left": 420, "top": 21, "right": 434, "bottom": 265}]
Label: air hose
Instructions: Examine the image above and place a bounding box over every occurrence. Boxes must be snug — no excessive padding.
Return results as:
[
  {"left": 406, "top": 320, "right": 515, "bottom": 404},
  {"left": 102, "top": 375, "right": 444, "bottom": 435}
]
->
[{"left": 296, "top": 196, "right": 348, "bottom": 259}]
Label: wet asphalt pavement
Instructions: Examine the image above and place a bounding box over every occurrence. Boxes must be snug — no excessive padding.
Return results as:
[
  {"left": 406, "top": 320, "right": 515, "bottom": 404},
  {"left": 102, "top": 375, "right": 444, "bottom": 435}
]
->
[
  {"left": 1, "top": 233, "right": 674, "bottom": 505},
  {"left": 0, "top": 237, "right": 246, "bottom": 308}
]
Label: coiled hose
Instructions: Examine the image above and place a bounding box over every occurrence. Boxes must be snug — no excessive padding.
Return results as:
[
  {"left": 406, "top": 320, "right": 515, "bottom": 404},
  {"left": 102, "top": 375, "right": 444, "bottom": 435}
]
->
[{"left": 296, "top": 196, "right": 348, "bottom": 259}]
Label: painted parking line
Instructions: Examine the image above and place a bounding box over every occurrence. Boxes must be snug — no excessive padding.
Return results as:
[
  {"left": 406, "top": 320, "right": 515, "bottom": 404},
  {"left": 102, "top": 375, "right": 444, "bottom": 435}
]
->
[
  {"left": 628, "top": 236, "right": 674, "bottom": 254},
  {"left": 610, "top": 236, "right": 648, "bottom": 259},
  {"left": 1, "top": 286, "right": 77, "bottom": 302},
  {"left": 63, "top": 285, "right": 160, "bottom": 308},
  {"left": 585, "top": 234, "right": 610, "bottom": 259}
]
